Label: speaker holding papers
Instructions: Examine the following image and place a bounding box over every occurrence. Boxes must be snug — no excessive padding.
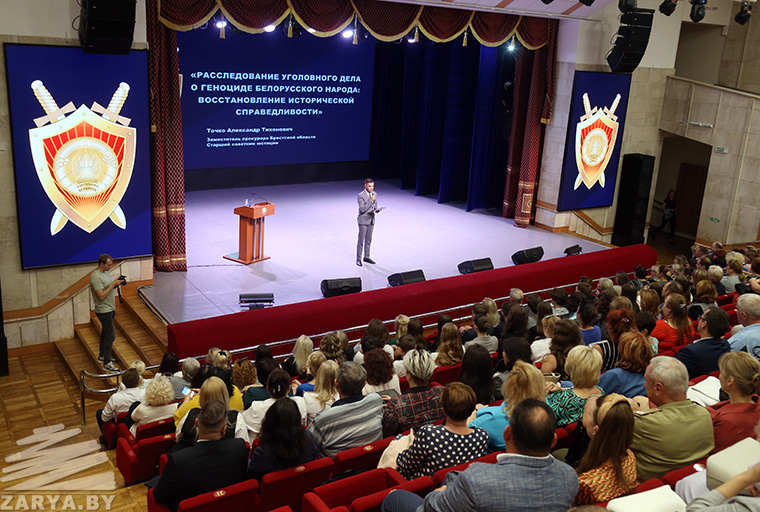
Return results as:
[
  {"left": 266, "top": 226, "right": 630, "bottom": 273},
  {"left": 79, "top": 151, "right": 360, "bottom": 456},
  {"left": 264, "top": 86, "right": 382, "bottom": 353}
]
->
[{"left": 321, "top": 278, "right": 362, "bottom": 298}]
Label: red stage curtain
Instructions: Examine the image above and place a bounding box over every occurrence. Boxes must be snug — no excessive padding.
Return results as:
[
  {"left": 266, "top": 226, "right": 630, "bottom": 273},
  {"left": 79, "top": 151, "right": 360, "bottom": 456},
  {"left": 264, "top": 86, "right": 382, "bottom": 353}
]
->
[
  {"left": 353, "top": 0, "right": 421, "bottom": 42},
  {"left": 158, "top": 0, "right": 218, "bottom": 30},
  {"left": 220, "top": 0, "right": 289, "bottom": 34},
  {"left": 470, "top": 11, "right": 520, "bottom": 47},
  {"left": 502, "top": 19, "right": 558, "bottom": 227},
  {"left": 516, "top": 16, "right": 550, "bottom": 49},
  {"left": 147, "top": 0, "right": 188, "bottom": 271},
  {"left": 289, "top": 0, "right": 355, "bottom": 36},
  {"left": 418, "top": 6, "right": 472, "bottom": 43}
]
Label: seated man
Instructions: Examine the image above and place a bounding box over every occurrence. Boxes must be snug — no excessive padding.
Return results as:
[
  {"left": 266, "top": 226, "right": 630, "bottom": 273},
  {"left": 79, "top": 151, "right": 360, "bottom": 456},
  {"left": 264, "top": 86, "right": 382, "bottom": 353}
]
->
[
  {"left": 729, "top": 295, "right": 760, "bottom": 357},
  {"left": 632, "top": 356, "right": 714, "bottom": 483},
  {"left": 383, "top": 349, "right": 444, "bottom": 437},
  {"left": 675, "top": 307, "right": 731, "bottom": 379},
  {"left": 381, "top": 398, "right": 578, "bottom": 512},
  {"left": 96, "top": 368, "right": 145, "bottom": 442},
  {"left": 308, "top": 361, "right": 383, "bottom": 458},
  {"left": 152, "top": 400, "right": 248, "bottom": 512}
]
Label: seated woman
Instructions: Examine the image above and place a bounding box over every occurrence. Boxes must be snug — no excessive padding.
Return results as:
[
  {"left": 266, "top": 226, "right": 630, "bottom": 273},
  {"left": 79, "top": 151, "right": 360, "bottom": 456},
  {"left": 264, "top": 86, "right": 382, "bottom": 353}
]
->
[
  {"left": 578, "top": 303, "right": 601, "bottom": 346},
  {"left": 295, "top": 351, "right": 326, "bottom": 396},
  {"left": 362, "top": 348, "right": 401, "bottom": 395},
  {"left": 492, "top": 337, "right": 532, "bottom": 400},
  {"left": 174, "top": 376, "right": 247, "bottom": 451},
  {"left": 638, "top": 289, "right": 661, "bottom": 319},
  {"left": 396, "top": 382, "right": 489, "bottom": 479},
  {"left": 469, "top": 361, "right": 546, "bottom": 451},
  {"left": 239, "top": 369, "right": 306, "bottom": 440},
  {"left": 501, "top": 306, "right": 529, "bottom": 342},
  {"left": 434, "top": 323, "right": 464, "bottom": 367},
  {"left": 708, "top": 351, "right": 760, "bottom": 453},
  {"left": 248, "top": 398, "right": 318, "bottom": 481},
  {"left": 129, "top": 376, "right": 177, "bottom": 436},
  {"left": 231, "top": 358, "right": 257, "bottom": 398},
  {"left": 464, "top": 314, "right": 499, "bottom": 354},
  {"left": 541, "top": 319, "right": 584, "bottom": 380},
  {"left": 689, "top": 280, "right": 718, "bottom": 321},
  {"left": 598, "top": 332, "right": 652, "bottom": 398},
  {"left": 531, "top": 313, "right": 558, "bottom": 364},
  {"left": 594, "top": 309, "right": 638, "bottom": 373},
  {"left": 302, "top": 360, "right": 339, "bottom": 425},
  {"left": 574, "top": 394, "right": 636, "bottom": 505},
  {"left": 546, "top": 345, "right": 604, "bottom": 427},
  {"left": 458, "top": 345, "right": 494, "bottom": 405},
  {"left": 281, "top": 335, "right": 313, "bottom": 379},
  {"left": 651, "top": 293, "right": 696, "bottom": 353},
  {"left": 243, "top": 358, "right": 280, "bottom": 408}
]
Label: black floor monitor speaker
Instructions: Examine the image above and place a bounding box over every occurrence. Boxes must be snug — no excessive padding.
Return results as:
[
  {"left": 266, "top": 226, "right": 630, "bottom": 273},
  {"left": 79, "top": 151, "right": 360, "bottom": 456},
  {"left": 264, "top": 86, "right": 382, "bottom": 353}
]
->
[
  {"left": 457, "top": 258, "right": 494, "bottom": 275},
  {"left": 612, "top": 153, "right": 655, "bottom": 246},
  {"left": 388, "top": 270, "right": 426, "bottom": 287},
  {"left": 320, "top": 277, "right": 362, "bottom": 298},
  {"left": 79, "top": 0, "right": 137, "bottom": 55},
  {"left": 607, "top": 8, "right": 654, "bottom": 73},
  {"left": 511, "top": 247, "right": 544, "bottom": 265}
]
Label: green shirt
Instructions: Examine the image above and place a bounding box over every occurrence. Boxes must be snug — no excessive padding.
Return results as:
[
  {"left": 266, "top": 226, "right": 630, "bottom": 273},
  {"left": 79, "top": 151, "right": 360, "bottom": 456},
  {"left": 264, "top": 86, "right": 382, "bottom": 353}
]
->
[
  {"left": 632, "top": 400, "right": 714, "bottom": 483},
  {"left": 90, "top": 270, "right": 115, "bottom": 313}
]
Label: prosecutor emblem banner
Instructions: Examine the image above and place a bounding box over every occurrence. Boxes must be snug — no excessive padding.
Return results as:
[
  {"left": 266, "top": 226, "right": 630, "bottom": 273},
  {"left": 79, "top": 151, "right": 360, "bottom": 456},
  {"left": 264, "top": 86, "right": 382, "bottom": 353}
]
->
[
  {"left": 5, "top": 44, "right": 151, "bottom": 269},
  {"left": 557, "top": 71, "right": 631, "bottom": 212}
]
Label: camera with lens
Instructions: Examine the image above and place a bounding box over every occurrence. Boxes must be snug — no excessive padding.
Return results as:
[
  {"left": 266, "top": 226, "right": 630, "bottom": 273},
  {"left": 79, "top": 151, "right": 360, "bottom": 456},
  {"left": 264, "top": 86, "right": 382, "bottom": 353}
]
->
[{"left": 118, "top": 275, "right": 127, "bottom": 285}]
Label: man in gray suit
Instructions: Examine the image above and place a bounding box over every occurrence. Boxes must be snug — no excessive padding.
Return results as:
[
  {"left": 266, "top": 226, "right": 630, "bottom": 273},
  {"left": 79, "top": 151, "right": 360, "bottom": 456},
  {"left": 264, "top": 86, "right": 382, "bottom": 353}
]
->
[
  {"left": 357, "top": 178, "right": 378, "bottom": 266},
  {"left": 382, "top": 398, "right": 578, "bottom": 512}
]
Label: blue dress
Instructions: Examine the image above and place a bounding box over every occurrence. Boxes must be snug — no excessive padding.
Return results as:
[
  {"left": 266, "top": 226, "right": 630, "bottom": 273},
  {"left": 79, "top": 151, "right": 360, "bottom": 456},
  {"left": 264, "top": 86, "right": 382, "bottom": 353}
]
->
[
  {"left": 581, "top": 326, "right": 601, "bottom": 345},
  {"left": 469, "top": 402, "right": 509, "bottom": 451},
  {"left": 598, "top": 368, "right": 646, "bottom": 398}
]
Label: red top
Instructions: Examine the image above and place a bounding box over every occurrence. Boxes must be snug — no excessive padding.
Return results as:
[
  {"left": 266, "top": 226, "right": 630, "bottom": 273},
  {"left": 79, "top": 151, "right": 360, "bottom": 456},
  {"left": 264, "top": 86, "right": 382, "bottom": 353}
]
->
[
  {"left": 708, "top": 396, "right": 760, "bottom": 453},
  {"left": 652, "top": 320, "right": 696, "bottom": 353}
]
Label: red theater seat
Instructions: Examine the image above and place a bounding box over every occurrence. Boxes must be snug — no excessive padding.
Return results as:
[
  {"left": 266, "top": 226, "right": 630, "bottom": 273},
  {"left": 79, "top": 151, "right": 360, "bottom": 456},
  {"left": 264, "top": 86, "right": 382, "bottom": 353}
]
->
[
  {"left": 432, "top": 452, "right": 500, "bottom": 487},
  {"left": 118, "top": 417, "right": 175, "bottom": 447},
  {"left": 101, "top": 411, "right": 128, "bottom": 449},
  {"left": 256, "top": 457, "right": 334, "bottom": 512},
  {"left": 430, "top": 364, "right": 462, "bottom": 387},
  {"left": 332, "top": 436, "right": 394, "bottom": 477},
  {"left": 147, "top": 479, "right": 259, "bottom": 512},
  {"left": 303, "top": 468, "right": 432, "bottom": 512},
  {"left": 117, "top": 432, "right": 176, "bottom": 485},
  {"left": 661, "top": 460, "right": 705, "bottom": 489}
]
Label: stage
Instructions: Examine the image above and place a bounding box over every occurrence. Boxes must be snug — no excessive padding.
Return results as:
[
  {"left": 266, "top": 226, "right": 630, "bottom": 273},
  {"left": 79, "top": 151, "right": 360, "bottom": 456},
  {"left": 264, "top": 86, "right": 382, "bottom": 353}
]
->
[{"left": 141, "top": 180, "right": 608, "bottom": 324}]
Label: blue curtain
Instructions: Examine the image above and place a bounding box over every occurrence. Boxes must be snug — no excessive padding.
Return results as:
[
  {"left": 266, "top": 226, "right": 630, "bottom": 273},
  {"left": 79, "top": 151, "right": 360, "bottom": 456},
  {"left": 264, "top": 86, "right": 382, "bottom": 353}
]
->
[{"left": 371, "top": 37, "right": 514, "bottom": 210}]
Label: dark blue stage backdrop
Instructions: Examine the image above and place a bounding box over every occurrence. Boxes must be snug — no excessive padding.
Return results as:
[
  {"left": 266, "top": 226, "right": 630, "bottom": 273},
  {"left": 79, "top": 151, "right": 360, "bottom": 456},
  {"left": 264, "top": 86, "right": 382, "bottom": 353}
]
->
[
  {"left": 557, "top": 71, "right": 632, "bottom": 211},
  {"left": 177, "top": 28, "right": 375, "bottom": 170},
  {"left": 4, "top": 44, "right": 152, "bottom": 269}
]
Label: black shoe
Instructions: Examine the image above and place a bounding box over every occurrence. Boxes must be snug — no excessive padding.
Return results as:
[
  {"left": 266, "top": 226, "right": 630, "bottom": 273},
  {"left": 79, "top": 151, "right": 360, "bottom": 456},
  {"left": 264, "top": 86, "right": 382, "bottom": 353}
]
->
[
  {"left": 98, "top": 356, "right": 117, "bottom": 364},
  {"left": 363, "top": 258, "right": 376, "bottom": 265},
  {"left": 356, "top": 259, "right": 362, "bottom": 266}
]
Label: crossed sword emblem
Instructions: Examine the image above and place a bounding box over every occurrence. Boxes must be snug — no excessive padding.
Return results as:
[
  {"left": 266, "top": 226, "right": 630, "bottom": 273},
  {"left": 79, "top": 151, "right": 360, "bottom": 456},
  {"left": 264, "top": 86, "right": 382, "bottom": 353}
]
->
[
  {"left": 574, "top": 92, "right": 621, "bottom": 190},
  {"left": 31, "top": 80, "right": 132, "bottom": 234}
]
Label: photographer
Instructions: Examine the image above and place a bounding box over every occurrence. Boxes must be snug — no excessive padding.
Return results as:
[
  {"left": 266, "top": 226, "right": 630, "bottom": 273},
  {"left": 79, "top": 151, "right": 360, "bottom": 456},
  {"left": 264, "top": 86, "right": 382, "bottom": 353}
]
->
[{"left": 90, "top": 254, "right": 126, "bottom": 373}]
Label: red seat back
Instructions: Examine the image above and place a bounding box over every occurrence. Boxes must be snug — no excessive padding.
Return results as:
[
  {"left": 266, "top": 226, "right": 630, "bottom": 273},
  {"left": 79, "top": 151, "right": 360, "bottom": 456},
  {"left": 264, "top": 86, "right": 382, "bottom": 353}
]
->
[
  {"left": 430, "top": 364, "right": 461, "bottom": 387},
  {"left": 117, "top": 433, "right": 176, "bottom": 485},
  {"left": 432, "top": 452, "right": 499, "bottom": 487},
  {"left": 312, "top": 468, "right": 406, "bottom": 509},
  {"left": 258, "top": 457, "right": 334, "bottom": 512},
  {"left": 349, "top": 476, "right": 433, "bottom": 512},
  {"left": 177, "top": 478, "right": 259, "bottom": 512},
  {"left": 332, "top": 436, "right": 393, "bottom": 476},
  {"left": 138, "top": 417, "right": 176, "bottom": 439}
]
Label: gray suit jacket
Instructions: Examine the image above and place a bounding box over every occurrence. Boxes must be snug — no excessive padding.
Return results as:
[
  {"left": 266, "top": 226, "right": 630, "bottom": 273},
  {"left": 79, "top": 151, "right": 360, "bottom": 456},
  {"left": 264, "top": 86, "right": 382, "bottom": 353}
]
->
[
  {"left": 357, "top": 190, "right": 377, "bottom": 226},
  {"left": 424, "top": 454, "right": 578, "bottom": 512}
]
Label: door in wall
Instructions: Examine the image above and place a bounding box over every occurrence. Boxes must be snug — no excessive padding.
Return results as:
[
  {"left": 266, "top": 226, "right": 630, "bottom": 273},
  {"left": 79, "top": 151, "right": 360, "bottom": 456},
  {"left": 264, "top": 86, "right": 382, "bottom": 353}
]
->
[{"left": 675, "top": 163, "right": 708, "bottom": 237}]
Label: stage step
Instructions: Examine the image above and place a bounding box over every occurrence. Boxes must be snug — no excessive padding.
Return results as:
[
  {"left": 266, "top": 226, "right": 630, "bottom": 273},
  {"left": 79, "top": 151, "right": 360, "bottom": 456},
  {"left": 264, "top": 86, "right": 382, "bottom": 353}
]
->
[
  {"left": 114, "top": 306, "right": 165, "bottom": 367},
  {"left": 72, "top": 325, "right": 120, "bottom": 388},
  {"left": 121, "top": 294, "right": 168, "bottom": 351},
  {"left": 53, "top": 337, "right": 111, "bottom": 393},
  {"left": 89, "top": 311, "right": 158, "bottom": 374}
]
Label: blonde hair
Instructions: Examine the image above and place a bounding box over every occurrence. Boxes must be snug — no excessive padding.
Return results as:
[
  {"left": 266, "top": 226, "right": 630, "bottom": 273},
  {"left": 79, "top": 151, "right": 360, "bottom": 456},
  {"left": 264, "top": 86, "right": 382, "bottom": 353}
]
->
[
  {"left": 130, "top": 360, "right": 146, "bottom": 385},
  {"left": 639, "top": 289, "right": 660, "bottom": 317},
  {"left": 145, "top": 375, "right": 174, "bottom": 406},
  {"left": 436, "top": 322, "right": 464, "bottom": 366},
  {"left": 306, "top": 351, "right": 326, "bottom": 377},
  {"left": 215, "top": 350, "right": 231, "bottom": 370},
  {"left": 314, "top": 360, "right": 339, "bottom": 410},
  {"left": 565, "top": 345, "right": 603, "bottom": 388},
  {"left": 502, "top": 361, "right": 546, "bottom": 417},
  {"left": 483, "top": 297, "right": 500, "bottom": 327},
  {"left": 542, "top": 315, "right": 560, "bottom": 339},
  {"left": 293, "top": 335, "right": 314, "bottom": 371},
  {"left": 394, "top": 315, "right": 410, "bottom": 339},
  {"left": 205, "top": 347, "right": 220, "bottom": 366},
  {"left": 199, "top": 376, "right": 230, "bottom": 407},
  {"left": 719, "top": 352, "right": 760, "bottom": 396}
]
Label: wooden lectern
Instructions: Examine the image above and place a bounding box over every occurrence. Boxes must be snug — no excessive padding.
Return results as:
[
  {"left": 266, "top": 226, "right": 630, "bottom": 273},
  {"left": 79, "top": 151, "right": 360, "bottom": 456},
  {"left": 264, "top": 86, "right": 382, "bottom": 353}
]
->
[{"left": 223, "top": 202, "right": 275, "bottom": 265}]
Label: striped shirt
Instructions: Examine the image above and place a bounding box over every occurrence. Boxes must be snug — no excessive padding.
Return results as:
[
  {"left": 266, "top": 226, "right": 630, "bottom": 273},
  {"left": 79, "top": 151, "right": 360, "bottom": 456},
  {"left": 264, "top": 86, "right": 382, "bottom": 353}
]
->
[{"left": 308, "top": 393, "right": 383, "bottom": 458}]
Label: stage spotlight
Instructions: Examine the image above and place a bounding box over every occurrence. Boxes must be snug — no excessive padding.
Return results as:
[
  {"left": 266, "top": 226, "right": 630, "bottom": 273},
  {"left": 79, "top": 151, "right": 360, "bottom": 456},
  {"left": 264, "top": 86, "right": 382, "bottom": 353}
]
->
[
  {"left": 540, "top": 0, "right": 554, "bottom": 5},
  {"left": 735, "top": 1, "right": 752, "bottom": 24},
  {"left": 342, "top": 29, "right": 354, "bottom": 38},
  {"left": 564, "top": 245, "right": 583, "bottom": 257},
  {"left": 619, "top": 0, "right": 637, "bottom": 12},
  {"left": 215, "top": 20, "right": 227, "bottom": 29},
  {"left": 690, "top": 0, "right": 706, "bottom": 21},
  {"left": 659, "top": 0, "right": 678, "bottom": 15},
  {"left": 307, "top": 27, "right": 316, "bottom": 33},
  {"left": 579, "top": 0, "right": 596, "bottom": 6},
  {"left": 264, "top": 25, "right": 276, "bottom": 32},
  {"left": 507, "top": 36, "right": 516, "bottom": 51}
]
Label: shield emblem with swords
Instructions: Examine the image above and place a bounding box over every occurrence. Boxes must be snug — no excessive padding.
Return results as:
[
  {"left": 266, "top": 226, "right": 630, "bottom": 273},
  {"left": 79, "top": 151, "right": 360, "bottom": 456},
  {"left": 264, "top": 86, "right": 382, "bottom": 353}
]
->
[
  {"left": 28, "top": 81, "right": 136, "bottom": 235},
  {"left": 574, "top": 93, "right": 621, "bottom": 190}
]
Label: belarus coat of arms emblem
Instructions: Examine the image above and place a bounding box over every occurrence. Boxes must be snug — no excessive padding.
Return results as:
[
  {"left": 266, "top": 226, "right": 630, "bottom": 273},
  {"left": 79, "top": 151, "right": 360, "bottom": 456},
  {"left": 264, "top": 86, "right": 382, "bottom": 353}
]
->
[
  {"left": 28, "top": 80, "right": 136, "bottom": 235},
  {"left": 574, "top": 93, "right": 621, "bottom": 190}
]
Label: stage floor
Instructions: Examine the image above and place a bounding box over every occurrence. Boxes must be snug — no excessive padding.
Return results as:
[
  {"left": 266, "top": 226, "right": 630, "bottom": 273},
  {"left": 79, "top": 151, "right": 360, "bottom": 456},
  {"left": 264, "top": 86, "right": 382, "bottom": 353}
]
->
[{"left": 141, "top": 180, "right": 608, "bottom": 324}]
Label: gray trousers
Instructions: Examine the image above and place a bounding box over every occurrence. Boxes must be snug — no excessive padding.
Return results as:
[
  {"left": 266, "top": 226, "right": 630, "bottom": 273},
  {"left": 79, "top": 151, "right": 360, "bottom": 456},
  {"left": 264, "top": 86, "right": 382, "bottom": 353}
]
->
[{"left": 357, "top": 223, "right": 374, "bottom": 260}]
